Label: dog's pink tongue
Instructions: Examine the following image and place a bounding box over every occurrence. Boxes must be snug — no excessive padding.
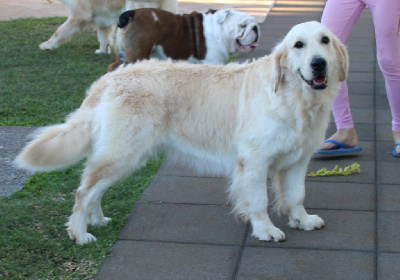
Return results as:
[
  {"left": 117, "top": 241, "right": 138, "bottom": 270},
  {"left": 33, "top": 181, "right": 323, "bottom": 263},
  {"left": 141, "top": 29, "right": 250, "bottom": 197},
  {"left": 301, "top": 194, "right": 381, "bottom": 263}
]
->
[
  {"left": 241, "top": 42, "right": 259, "bottom": 51},
  {"left": 313, "top": 76, "right": 327, "bottom": 85}
]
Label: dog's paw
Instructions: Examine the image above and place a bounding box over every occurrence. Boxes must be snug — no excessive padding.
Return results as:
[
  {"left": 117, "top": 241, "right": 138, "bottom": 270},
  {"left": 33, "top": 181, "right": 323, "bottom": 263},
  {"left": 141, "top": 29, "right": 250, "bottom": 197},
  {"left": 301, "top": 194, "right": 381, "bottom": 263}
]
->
[
  {"left": 66, "top": 226, "right": 98, "bottom": 245},
  {"left": 289, "top": 214, "right": 325, "bottom": 231},
  {"left": 252, "top": 226, "right": 286, "bottom": 242},
  {"left": 39, "top": 41, "right": 55, "bottom": 50},
  {"left": 91, "top": 217, "right": 112, "bottom": 227},
  {"left": 95, "top": 49, "right": 106, "bottom": 54},
  {"left": 74, "top": 233, "right": 97, "bottom": 245}
]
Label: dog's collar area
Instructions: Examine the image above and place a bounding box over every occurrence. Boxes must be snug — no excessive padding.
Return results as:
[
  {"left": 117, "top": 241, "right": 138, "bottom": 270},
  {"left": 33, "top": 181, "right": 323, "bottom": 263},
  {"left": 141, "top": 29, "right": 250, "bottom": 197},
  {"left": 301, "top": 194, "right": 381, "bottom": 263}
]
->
[{"left": 298, "top": 69, "right": 327, "bottom": 90}]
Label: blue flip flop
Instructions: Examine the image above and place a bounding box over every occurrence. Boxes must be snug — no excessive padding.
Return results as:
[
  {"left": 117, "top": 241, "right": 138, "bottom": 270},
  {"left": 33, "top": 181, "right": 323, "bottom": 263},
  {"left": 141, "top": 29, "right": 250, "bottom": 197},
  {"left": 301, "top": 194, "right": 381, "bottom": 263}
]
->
[
  {"left": 392, "top": 142, "right": 400, "bottom": 157},
  {"left": 315, "top": 139, "right": 362, "bottom": 155}
]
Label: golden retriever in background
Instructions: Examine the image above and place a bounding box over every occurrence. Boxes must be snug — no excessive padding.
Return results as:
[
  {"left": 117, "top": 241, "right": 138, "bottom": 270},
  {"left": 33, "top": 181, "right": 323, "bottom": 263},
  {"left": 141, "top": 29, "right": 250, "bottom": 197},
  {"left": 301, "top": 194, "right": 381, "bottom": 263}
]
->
[
  {"left": 39, "top": 0, "right": 177, "bottom": 53},
  {"left": 17, "top": 21, "right": 348, "bottom": 244}
]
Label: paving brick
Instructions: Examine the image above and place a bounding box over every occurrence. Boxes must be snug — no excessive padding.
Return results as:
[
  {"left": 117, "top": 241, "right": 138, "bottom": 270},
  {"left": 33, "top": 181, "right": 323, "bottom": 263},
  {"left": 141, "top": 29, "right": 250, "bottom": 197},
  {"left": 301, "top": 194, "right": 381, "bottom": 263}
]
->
[
  {"left": 119, "top": 203, "right": 246, "bottom": 245},
  {"left": 348, "top": 82, "right": 375, "bottom": 95},
  {"left": 96, "top": 240, "right": 240, "bottom": 280},
  {"left": 378, "top": 212, "right": 400, "bottom": 253},
  {"left": 305, "top": 181, "right": 375, "bottom": 211},
  {"left": 376, "top": 141, "right": 399, "bottom": 162},
  {"left": 377, "top": 161, "right": 400, "bottom": 184},
  {"left": 376, "top": 94, "right": 390, "bottom": 109},
  {"left": 236, "top": 247, "right": 374, "bottom": 280},
  {"left": 349, "top": 94, "right": 374, "bottom": 108},
  {"left": 376, "top": 82, "right": 387, "bottom": 95},
  {"left": 347, "top": 72, "right": 375, "bottom": 83},
  {"left": 140, "top": 175, "right": 229, "bottom": 205},
  {"left": 376, "top": 124, "right": 393, "bottom": 142},
  {"left": 347, "top": 108, "right": 374, "bottom": 124},
  {"left": 378, "top": 184, "right": 400, "bottom": 212},
  {"left": 377, "top": 253, "right": 400, "bottom": 280},
  {"left": 376, "top": 109, "right": 392, "bottom": 124}
]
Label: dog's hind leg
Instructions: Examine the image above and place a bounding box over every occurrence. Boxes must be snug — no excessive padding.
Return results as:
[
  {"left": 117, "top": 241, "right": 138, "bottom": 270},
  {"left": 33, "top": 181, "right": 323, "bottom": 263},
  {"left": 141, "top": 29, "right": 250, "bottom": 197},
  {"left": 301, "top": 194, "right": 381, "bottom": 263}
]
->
[
  {"left": 39, "top": 17, "right": 89, "bottom": 50},
  {"left": 229, "top": 154, "right": 285, "bottom": 242},
  {"left": 276, "top": 159, "right": 325, "bottom": 231},
  {"left": 67, "top": 127, "right": 161, "bottom": 244}
]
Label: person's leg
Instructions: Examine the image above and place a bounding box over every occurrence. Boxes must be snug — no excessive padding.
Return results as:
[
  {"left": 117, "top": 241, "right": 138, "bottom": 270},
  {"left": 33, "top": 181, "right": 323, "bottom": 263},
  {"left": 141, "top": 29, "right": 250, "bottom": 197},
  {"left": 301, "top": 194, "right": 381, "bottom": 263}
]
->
[
  {"left": 319, "top": 0, "right": 365, "bottom": 150},
  {"left": 367, "top": 0, "right": 400, "bottom": 155}
]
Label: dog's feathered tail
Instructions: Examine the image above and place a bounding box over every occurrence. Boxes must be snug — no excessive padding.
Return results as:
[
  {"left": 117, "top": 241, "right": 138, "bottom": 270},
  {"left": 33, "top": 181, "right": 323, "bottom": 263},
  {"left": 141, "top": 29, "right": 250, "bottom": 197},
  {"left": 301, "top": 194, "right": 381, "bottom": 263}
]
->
[{"left": 15, "top": 109, "right": 93, "bottom": 172}]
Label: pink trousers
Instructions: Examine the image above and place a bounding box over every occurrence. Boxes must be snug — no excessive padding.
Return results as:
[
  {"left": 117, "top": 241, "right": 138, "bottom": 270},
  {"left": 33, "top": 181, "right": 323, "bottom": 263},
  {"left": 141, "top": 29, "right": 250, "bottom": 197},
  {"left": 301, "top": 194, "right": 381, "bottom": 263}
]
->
[{"left": 321, "top": 0, "right": 400, "bottom": 131}]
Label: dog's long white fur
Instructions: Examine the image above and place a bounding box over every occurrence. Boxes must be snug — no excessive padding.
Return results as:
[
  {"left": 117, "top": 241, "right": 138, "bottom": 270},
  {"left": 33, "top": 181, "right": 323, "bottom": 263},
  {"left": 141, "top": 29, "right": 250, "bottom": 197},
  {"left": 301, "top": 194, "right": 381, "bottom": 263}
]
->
[{"left": 16, "top": 21, "right": 348, "bottom": 245}]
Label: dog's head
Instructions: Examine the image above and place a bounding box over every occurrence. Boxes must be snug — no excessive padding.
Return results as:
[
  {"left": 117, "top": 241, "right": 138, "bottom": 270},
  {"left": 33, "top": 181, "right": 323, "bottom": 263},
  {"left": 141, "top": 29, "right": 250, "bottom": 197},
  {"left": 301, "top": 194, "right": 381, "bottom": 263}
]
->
[
  {"left": 272, "top": 21, "right": 348, "bottom": 92},
  {"left": 214, "top": 9, "right": 260, "bottom": 54}
]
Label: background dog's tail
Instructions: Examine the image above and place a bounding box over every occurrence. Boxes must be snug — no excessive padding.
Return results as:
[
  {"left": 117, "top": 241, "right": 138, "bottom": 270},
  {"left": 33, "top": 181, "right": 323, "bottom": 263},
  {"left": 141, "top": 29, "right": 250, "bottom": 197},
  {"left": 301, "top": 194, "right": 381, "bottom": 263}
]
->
[
  {"left": 118, "top": 10, "right": 135, "bottom": 28},
  {"left": 14, "top": 109, "right": 93, "bottom": 172}
]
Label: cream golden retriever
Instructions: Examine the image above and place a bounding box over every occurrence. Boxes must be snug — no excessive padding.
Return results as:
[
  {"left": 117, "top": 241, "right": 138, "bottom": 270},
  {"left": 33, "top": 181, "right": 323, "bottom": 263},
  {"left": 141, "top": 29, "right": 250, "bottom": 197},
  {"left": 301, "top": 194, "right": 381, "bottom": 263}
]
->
[
  {"left": 16, "top": 21, "right": 348, "bottom": 244},
  {"left": 39, "top": 0, "right": 177, "bottom": 53}
]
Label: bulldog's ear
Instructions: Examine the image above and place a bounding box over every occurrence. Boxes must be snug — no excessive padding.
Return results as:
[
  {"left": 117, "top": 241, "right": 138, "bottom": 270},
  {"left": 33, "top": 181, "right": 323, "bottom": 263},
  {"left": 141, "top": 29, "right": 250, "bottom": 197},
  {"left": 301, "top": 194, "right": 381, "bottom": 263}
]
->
[
  {"left": 332, "top": 38, "right": 349, "bottom": 82},
  {"left": 216, "top": 9, "right": 230, "bottom": 24},
  {"left": 272, "top": 41, "right": 287, "bottom": 93}
]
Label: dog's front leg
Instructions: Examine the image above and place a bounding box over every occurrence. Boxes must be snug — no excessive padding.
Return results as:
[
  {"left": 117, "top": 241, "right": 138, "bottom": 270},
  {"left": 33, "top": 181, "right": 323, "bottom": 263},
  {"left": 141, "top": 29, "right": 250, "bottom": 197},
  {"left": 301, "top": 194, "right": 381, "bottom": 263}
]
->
[
  {"left": 277, "top": 159, "right": 325, "bottom": 231},
  {"left": 229, "top": 155, "right": 285, "bottom": 242},
  {"left": 39, "top": 17, "right": 88, "bottom": 51}
]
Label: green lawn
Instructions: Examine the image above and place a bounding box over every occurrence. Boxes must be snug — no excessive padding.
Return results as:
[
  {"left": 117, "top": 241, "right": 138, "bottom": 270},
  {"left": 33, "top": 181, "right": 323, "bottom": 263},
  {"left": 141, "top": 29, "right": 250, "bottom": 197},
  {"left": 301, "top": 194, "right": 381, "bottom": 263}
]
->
[
  {"left": 0, "top": 17, "right": 163, "bottom": 279},
  {"left": 0, "top": 17, "right": 110, "bottom": 125}
]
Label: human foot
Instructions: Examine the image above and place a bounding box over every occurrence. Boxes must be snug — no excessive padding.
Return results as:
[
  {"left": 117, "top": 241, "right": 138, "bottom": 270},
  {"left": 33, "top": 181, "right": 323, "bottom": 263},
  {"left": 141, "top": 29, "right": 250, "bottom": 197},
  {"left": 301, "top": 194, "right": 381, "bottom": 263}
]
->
[
  {"left": 392, "top": 131, "right": 400, "bottom": 156},
  {"left": 318, "top": 128, "right": 359, "bottom": 150}
]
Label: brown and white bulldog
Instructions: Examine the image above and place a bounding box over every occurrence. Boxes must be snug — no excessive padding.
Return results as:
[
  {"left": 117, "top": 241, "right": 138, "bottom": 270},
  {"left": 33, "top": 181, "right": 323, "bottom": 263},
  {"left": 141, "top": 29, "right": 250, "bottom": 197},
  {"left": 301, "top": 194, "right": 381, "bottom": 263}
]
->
[
  {"left": 108, "top": 8, "right": 260, "bottom": 70},
  {"left": 39, "top": 0, "right": 177, "bottom": 54}
]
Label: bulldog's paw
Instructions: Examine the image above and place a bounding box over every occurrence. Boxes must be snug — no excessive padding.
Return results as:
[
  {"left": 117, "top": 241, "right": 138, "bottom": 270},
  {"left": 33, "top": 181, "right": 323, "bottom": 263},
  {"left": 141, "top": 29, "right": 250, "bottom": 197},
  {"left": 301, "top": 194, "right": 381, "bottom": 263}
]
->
[
  {"left": 252, "top": 225, "right": 286, "bottom": 242},
  {"left": 289, "top": 214, "right": 325, "bottom": 231}
]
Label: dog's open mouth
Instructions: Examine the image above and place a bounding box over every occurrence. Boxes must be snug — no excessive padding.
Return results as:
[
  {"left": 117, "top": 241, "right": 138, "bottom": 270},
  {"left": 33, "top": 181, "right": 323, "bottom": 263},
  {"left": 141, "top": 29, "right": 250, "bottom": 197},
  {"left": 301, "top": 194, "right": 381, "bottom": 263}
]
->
[
  {"left": 236, "top": 26, "right": 259, "bottom": 53},
  {"left": 298, "top": 69, "right": 327, "bottom": 90}
]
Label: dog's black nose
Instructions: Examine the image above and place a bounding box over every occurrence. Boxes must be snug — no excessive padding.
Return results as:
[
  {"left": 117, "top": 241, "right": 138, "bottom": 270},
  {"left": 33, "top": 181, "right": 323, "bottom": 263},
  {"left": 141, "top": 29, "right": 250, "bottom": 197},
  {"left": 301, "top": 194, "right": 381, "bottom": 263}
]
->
[{"left": 311, "top": 57, "right": 326, "bottom": 72}]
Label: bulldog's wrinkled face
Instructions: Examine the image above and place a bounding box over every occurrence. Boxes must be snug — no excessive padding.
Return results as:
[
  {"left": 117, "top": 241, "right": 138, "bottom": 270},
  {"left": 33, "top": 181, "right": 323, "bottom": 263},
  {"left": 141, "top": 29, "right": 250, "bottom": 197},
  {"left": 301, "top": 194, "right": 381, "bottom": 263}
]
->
[{"left": 215, "top": 9, "right": 260, "bottom": 54}]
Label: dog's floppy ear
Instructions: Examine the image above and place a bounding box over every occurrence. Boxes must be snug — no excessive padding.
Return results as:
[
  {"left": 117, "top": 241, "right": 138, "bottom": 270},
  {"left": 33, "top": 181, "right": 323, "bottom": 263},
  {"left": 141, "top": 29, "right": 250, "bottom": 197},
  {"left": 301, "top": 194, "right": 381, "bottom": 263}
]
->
[
  {"left": 332, "top": 38, "right": 349, "bottom": 82},
  {"left": 272, "top": 41, "right": 287, "bottom": 93},
  {"left": 216, "top": 9, "right": 230, "bottom": 24}
]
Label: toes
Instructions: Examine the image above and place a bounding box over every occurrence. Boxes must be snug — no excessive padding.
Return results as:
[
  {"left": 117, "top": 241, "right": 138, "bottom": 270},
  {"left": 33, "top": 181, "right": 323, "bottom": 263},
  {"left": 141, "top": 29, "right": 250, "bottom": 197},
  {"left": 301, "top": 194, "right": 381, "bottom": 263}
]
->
[
  {"left": 290, "top": 214, "right": 325, "bottom": 231},
  {"left": 75, "top": 233, "right": 97, "bottom": 245},
  {"left": 91, "top": 217, "right": 112, "bottom": 227},
  {"left": 252, "top": 226, "right": 286, "bottom": 242},
  {"left": 39, "top": 42, "right": 54, "bottom": 50}
]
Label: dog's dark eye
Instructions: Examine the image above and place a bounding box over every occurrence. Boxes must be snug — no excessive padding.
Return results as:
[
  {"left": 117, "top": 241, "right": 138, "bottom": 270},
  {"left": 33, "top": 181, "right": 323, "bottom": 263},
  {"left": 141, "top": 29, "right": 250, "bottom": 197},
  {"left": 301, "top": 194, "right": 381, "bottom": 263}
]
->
[
  {"left": 240, "top": 24, "right": 247, "bottom": 28},
  {"left": 294, "top": 41, "right": 304, "bottom": 49},
  {"left": 321, "top": 36, "right": 330, "bottom": 44}
]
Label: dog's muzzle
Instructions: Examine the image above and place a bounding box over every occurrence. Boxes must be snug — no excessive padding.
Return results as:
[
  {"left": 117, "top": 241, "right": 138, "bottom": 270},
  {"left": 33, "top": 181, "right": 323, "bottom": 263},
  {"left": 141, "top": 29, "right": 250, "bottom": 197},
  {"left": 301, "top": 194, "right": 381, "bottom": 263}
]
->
[
  {"left": 299, "top": 57, "right": 328, "bottom": 90},
  {"left": 236, "top": 25, "right": 259, "bottom": 53}
]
